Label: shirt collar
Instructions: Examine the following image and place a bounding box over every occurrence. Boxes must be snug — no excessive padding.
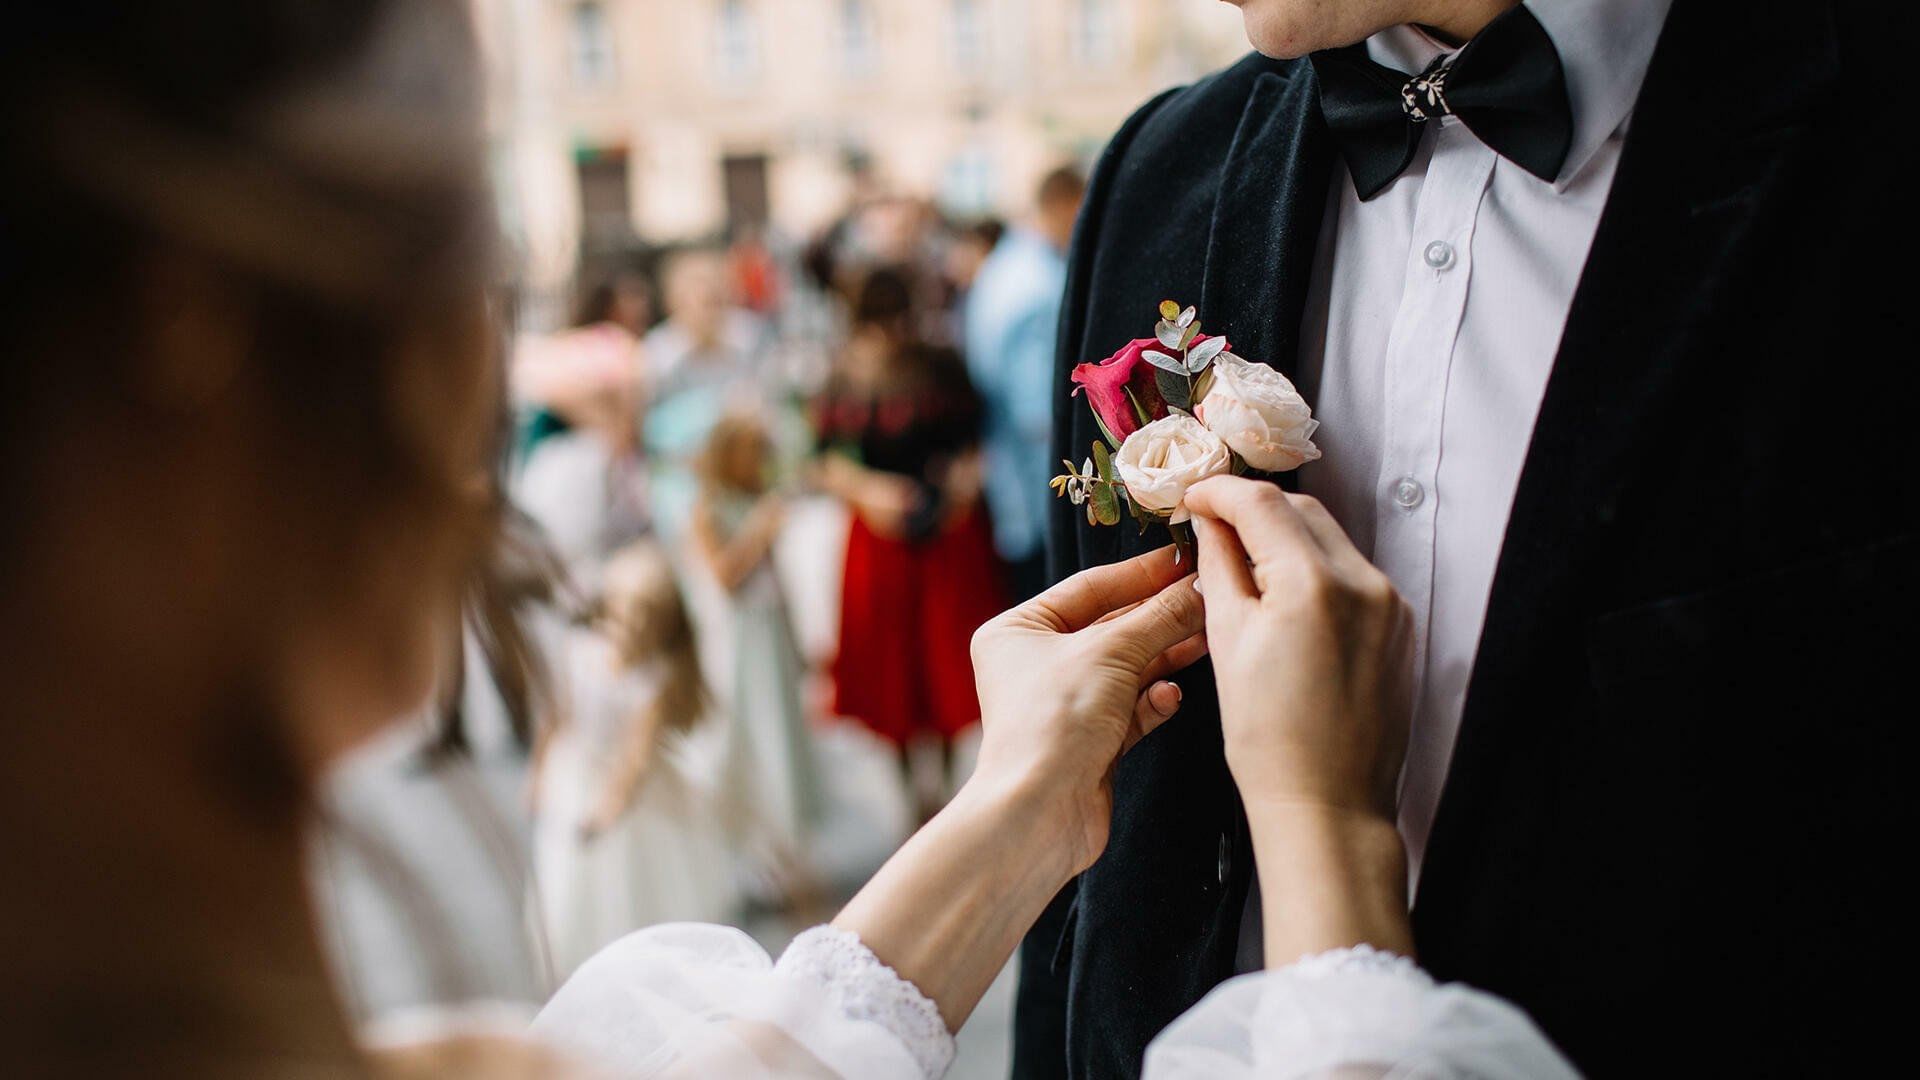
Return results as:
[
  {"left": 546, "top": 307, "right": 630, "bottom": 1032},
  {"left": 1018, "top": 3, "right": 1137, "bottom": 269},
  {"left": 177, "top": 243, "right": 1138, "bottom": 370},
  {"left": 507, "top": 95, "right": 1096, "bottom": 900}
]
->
[{"left": 1365, "top": 0, "right": 1674, "bottom": 190}]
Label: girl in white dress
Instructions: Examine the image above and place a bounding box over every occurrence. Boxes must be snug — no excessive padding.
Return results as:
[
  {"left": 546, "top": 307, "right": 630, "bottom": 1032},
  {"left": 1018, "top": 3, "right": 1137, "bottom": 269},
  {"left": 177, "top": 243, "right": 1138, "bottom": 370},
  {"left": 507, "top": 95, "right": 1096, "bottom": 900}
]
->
[{"left": 531, "top": 543, "right": 735, "bottom": 977}]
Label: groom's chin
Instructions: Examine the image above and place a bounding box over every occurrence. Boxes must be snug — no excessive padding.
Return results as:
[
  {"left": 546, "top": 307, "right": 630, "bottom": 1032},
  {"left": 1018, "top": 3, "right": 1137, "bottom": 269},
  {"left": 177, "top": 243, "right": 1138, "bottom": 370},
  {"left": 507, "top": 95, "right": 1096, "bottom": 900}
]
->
[{"left": 1227, "top": 0, "right": 1393, "bottom": 60}]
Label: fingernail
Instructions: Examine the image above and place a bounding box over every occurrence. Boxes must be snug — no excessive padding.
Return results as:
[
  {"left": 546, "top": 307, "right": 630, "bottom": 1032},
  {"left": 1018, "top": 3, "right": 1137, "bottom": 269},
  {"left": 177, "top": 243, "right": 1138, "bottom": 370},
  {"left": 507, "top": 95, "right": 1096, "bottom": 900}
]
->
[{"left": 1155, "top": 682, "right": 1182, "bottom": 716}]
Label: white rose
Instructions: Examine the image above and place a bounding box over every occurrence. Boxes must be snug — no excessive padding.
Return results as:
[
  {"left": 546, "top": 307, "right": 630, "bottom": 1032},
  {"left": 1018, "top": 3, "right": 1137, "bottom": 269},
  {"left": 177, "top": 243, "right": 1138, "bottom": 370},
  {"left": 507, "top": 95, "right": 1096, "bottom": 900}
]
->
[
  {"left": 1114, "top": 413, "right": 1233, "bottom": 524},
  {"left": 1196, "top": 353, "right": 1322, "bottom": 472}
]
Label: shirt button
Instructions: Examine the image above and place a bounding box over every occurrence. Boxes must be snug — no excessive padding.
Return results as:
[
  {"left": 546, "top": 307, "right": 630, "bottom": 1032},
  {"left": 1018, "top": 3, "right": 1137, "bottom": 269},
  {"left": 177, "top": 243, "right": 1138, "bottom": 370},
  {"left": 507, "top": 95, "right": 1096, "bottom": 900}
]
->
[
  {"left": 1422, "top": 240, "right": 1455, "bottom": 269},
  {"left": 1392, "top": 477, "right": 1425, "bottom": 510}
]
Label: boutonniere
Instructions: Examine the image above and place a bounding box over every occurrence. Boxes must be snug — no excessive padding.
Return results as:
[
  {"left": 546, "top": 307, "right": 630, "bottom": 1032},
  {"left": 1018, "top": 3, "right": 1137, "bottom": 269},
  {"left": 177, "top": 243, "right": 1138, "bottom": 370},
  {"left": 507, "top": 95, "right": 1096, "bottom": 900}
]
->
[{"left": 1052, "top": 300, "right": 1321, "bottom": 555}]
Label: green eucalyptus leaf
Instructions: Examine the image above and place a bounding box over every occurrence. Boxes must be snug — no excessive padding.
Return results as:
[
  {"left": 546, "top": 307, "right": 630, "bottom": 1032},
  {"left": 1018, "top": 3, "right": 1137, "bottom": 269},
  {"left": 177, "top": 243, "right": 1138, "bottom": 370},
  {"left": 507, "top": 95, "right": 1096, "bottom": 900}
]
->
[
  {"left": 1142, "top": 348, "right": 1187, "bottom": 375},
  {"left": 1185, "top": 335, "right": 1227, "bottom": 373},
  {"left": 1190, "top": 366, "right": 1215, "bottom": 406},
  {"left": 1088, "top": 406, "right": 1121, "bottom": 451},
  {"left": 1155, "top": 369, "right": 1191, "bottom": 412},
  {"left": 1091, "top": 440, "right": 1116, "bottom": 484},
  {"left": 1091, "top": 478, "right": 1122, "bottom": 526}
]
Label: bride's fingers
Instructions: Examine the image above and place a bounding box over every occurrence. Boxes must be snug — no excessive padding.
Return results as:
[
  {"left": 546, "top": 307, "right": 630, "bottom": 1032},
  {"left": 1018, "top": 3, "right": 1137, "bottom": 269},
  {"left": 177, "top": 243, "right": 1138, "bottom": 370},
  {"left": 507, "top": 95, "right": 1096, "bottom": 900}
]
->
[
  {"left": 1122, "top": 680, "right": 1184, "bottom": 754},
  {"left": 1101, "top": 574, "right": 1204, "bottom": 665},
  {"left": 1025, "top": 545, "right": 1183, "bottom": 632},
  {"left": 1090, "top": 596, "right": 1146, "bottom": 627},
  {"left": 1191, "top": 516, "right": 1256, "bottom": 619},
  {"left": 1287, "top": 493, "right": 1375, "bottom": 582},
  {"left": 1184, "top": 476, "right": 1321, "bottom": 573},
  {"left": 1141, "top": 630, "right": 1209, "bottom": 685}
]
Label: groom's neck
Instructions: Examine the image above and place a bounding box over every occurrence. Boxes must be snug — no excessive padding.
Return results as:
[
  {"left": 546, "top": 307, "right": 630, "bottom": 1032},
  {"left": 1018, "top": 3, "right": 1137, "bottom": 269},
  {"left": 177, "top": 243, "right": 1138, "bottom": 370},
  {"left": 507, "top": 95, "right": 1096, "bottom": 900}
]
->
[{"left": 1406, "top": 0, "right": 1521, "bottom": 45}]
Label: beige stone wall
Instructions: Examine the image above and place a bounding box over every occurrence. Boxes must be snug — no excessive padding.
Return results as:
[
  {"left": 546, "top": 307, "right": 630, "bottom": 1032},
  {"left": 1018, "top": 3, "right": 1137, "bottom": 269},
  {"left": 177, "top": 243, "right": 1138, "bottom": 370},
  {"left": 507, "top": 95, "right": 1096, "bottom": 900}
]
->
[{"left": 481, "top": 0, "right": 1248, "bottom": 321}]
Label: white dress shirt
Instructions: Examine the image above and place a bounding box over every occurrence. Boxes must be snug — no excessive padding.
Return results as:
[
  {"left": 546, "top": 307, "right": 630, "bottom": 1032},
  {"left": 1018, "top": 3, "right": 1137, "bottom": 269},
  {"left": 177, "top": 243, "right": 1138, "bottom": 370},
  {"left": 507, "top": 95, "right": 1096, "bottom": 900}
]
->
[{"left": 1292, "top": 0, "right": 1673, "bottom": 887}]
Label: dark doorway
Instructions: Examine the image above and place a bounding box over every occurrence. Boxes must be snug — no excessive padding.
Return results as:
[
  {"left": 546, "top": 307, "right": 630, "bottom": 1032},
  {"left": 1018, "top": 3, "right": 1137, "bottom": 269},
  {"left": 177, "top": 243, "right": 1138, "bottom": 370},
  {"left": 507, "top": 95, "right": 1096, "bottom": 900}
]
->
[
  {"left": 576, "top": 145, "right": 632, "bottom": 244},
  {"left": 721, "top": 153, "right": 771, "bottom": 234}
]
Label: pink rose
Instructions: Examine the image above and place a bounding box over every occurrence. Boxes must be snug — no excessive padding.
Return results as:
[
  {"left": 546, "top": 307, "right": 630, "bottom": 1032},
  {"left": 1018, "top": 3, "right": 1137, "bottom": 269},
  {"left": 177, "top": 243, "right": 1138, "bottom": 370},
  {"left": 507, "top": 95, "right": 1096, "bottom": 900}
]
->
[{"left": 1072, "top": 335, "right": 1219, "bottom": 444}]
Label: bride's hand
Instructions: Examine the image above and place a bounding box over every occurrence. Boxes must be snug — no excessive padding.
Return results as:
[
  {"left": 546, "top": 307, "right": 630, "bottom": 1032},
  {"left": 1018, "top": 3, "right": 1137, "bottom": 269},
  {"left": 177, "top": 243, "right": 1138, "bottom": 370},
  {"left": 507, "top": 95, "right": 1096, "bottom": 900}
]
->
[
  {"left": 832, "top": 545, "right": 1204, "bottom": 1032},
  {"left": 1183, "top": 477, "right": 1414, "bottom": 822},
  {"left": 1185, "top": 476, "right": 1417, "bottom": 965},
  {"left": 969, "top": 545, "right": 1207, "bottom": 875}
]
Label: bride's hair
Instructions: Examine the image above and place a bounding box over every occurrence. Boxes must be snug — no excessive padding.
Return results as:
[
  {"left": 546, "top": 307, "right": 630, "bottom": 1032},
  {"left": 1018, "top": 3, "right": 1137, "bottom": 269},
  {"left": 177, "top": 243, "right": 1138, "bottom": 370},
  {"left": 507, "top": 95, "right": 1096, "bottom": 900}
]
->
[
  {"left": 0, "top": 0, "right": 504, "bottom": 1069},
  {"left": 0, "top": 1, "right": 500, "bottom": 713}
]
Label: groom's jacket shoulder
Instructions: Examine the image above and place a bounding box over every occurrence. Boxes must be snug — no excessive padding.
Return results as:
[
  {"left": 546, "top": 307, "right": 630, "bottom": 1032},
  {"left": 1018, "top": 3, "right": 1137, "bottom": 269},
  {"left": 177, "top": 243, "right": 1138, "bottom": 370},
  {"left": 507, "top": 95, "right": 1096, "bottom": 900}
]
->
[
  {"left": 1047, "top": 52, "right": 1301, "bottom": 580},
  {"left": 1061, "top": 51, "right": 1296, "bottom": 281},
  {"left": 1076, "top": 50, "right": 1295, "bottom": 230}
]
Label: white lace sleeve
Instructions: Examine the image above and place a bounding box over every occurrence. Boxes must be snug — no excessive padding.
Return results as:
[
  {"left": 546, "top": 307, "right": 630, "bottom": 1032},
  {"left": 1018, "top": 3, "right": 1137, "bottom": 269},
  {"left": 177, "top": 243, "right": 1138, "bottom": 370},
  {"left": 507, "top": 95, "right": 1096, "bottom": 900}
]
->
[
  {"left": 1142, "top": 946, "right": 1580, "bottom": 1079},
  {"left": 773, "top": 926, "right": 955, "bottom": 1078},
  {"left": 530, "top": 922, "right": 949, "bottom": 1079}
]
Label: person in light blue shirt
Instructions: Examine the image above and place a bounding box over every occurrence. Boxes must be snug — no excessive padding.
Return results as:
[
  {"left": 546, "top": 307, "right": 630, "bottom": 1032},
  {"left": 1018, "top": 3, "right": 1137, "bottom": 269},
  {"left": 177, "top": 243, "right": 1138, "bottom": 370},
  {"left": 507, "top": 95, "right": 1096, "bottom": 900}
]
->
[{"left": 963, "top": 166, "right": 1086, "bottom": 599}]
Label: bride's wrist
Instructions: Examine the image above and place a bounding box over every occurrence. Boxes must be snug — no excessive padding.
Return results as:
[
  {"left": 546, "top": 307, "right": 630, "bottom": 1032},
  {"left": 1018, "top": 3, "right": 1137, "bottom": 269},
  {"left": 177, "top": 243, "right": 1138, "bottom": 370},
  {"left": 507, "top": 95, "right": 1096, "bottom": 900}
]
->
[
  {"left": 1242, "top": 796, "right": 1398, "bottom": 843},
  {"left": 1244, "top": 799, "right": 1413, "bottom": 965},
  {"left": 947, "top": 764, "right": 1084, "bottom": 887}
]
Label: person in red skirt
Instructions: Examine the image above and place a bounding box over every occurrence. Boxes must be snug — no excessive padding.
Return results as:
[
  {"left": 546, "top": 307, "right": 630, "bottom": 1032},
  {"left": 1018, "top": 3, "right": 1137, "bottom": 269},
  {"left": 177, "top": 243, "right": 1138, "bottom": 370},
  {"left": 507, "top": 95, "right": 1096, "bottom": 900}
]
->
[{"left": 814, "top": 268, "right": 1006, "bottom": 821}]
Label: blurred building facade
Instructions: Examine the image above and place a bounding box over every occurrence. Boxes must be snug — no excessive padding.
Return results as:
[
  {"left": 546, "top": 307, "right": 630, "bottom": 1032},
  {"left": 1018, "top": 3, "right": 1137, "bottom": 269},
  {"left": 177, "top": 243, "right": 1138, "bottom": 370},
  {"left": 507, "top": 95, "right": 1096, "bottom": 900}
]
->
[{"left": 474, "top": 0, "right": 1248, "bottom": 325}]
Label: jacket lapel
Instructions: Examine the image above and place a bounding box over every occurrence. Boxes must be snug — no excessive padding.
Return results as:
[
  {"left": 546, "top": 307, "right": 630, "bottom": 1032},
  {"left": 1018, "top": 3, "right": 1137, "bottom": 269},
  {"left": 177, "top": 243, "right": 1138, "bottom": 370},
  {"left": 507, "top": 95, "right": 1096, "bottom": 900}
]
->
[
  {"left": 1200, "top": 66, "right": 1335, "bottom": 389},
  {"left": 1200, "top": 66, "right": 1335, "bottom": 499},
  {"left": 1417, "top": 2, "right": 1841, "bottom": 903}
]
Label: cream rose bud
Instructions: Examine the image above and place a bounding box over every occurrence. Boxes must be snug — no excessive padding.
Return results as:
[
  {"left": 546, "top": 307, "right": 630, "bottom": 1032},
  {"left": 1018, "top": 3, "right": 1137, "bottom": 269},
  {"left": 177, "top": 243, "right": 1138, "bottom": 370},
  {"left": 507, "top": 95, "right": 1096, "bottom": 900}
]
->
[
  {"left": 1114, "top": 413, "right": 1234, "bottom": 523},
  {"left": 1196, "top": 353, "right": 1322, "bottom": 472}
]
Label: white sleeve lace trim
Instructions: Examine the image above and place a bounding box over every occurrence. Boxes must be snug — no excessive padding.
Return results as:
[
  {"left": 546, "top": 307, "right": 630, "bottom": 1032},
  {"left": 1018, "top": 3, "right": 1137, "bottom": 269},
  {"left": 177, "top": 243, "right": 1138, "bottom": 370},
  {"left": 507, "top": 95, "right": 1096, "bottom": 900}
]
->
[
  {"left": 1280, "top": 943, "right": 1429, "bottom": 982},
  {"left": 774, "top": 925, "right": 956, "bottom": 1080},
  {"left": 1142, "top": 944, "right": 1580, "bottom": 1079}
]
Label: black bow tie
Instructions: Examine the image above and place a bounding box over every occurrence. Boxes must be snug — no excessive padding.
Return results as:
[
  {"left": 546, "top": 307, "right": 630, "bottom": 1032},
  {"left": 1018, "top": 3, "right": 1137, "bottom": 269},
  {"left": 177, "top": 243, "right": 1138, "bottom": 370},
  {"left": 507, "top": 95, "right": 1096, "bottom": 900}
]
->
[{"left": 1309, "top": 5, "right": 1573, "bottom": 200}]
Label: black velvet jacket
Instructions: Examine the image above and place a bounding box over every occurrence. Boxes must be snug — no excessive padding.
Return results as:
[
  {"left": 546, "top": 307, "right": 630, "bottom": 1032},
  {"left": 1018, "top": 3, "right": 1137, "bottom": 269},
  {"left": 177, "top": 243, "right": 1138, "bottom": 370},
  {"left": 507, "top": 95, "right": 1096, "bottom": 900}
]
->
[{"left": 1021, "top": 2, "right": 1914, "bottom": 1075}]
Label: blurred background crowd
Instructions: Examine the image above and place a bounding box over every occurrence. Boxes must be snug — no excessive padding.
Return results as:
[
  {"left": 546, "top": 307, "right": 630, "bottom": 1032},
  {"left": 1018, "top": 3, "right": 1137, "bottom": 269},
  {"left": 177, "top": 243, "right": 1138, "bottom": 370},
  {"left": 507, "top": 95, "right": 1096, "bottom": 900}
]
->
[{"left": 309, "top": 3, "right": 1244, "bottom": 1075}]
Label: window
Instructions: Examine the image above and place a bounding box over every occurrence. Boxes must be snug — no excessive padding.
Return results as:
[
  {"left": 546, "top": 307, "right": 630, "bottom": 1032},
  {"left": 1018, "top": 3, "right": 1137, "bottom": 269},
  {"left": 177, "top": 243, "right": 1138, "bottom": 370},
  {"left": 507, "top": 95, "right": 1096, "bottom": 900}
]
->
[
  {"left": 1069, "top": 0, "right": 1119, "bottom": 68},
  {"left": 949, "top": 0, "right": 985, "bottom": 70},
  {"left": 569, "top": 1, "right": 616, "bottom": 88},
  {"left": 939, "top": 144, "right": 997, "bottom": 218},
  {"left": 715, "top": 0, "right": 759, "bottom": 83},
  {"left": 838, "top": 0, "right": 878, "bottom": 78}
]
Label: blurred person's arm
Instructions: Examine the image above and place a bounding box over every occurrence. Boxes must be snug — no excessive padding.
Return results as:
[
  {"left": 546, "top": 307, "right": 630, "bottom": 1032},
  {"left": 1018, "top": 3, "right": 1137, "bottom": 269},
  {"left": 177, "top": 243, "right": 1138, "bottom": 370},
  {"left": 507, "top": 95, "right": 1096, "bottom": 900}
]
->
[
  {"left": 689, "top": 493, "right": 785, "bottom": 592},
  {"left": 810, "top": 451, "right": 918, "bottom": 538},
  {"left": 940, "top": 449, "right": 984, "bottom": 514},
  {"left": 579, "top": 703, "right": 663, "bottom": 840}
]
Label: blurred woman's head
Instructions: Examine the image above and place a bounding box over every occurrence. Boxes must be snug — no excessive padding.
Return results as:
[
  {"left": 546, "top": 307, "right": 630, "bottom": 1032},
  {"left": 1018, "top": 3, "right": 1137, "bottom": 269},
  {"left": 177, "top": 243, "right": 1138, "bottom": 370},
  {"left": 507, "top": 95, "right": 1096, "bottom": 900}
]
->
[
  {"left": 1, "top": 1, "right": 498, "bottom": 774},
  {"left": 660, "top": 247, "right": 730, "bottom": 347},
  {"left": 574, "top": 268, "right": 655, "bottom": 336},
  {"left": 699, "top": 413, "right": 775, "bottom": 497},
  {"left": 849, "top": 265, "right": 916, "bottom": 338}
]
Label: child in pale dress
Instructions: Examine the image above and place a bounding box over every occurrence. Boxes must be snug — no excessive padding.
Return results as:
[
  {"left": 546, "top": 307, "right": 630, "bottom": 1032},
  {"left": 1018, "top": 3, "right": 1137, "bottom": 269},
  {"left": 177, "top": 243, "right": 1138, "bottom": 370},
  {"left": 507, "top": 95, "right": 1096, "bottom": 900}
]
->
[
  {"left": 688, "top": 414, "right": 824, "bottom": 891},
  {"left": 530, "top": 543, "right": 735, "bottom": 978}
]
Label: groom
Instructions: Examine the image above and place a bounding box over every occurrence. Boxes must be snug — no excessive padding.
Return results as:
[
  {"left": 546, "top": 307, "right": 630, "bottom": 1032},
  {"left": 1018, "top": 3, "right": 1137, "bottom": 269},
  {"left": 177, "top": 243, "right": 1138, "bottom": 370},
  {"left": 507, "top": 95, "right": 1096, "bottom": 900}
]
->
[{"left": 1022, "top": 0, "right": 1912, "bottom": 1075}]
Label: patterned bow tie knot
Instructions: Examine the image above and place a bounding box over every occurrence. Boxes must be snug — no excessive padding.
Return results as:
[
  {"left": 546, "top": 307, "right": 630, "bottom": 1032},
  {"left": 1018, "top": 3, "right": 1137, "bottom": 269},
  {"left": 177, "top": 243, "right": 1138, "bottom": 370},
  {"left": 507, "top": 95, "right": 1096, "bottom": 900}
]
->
[
  {"left": 1310, "top": 5, "right": 1573, "bottom": 200},
  {"left": 1401, "top": 61, "right": 1452, "bottom": 122}
]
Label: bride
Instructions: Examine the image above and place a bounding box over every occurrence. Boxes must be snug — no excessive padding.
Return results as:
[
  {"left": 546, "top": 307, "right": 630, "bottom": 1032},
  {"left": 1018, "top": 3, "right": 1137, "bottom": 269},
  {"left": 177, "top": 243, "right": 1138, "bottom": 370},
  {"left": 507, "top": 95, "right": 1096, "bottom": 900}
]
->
[{"left": 0, "top": 2, "right": 1571, "bottom": 1076}]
